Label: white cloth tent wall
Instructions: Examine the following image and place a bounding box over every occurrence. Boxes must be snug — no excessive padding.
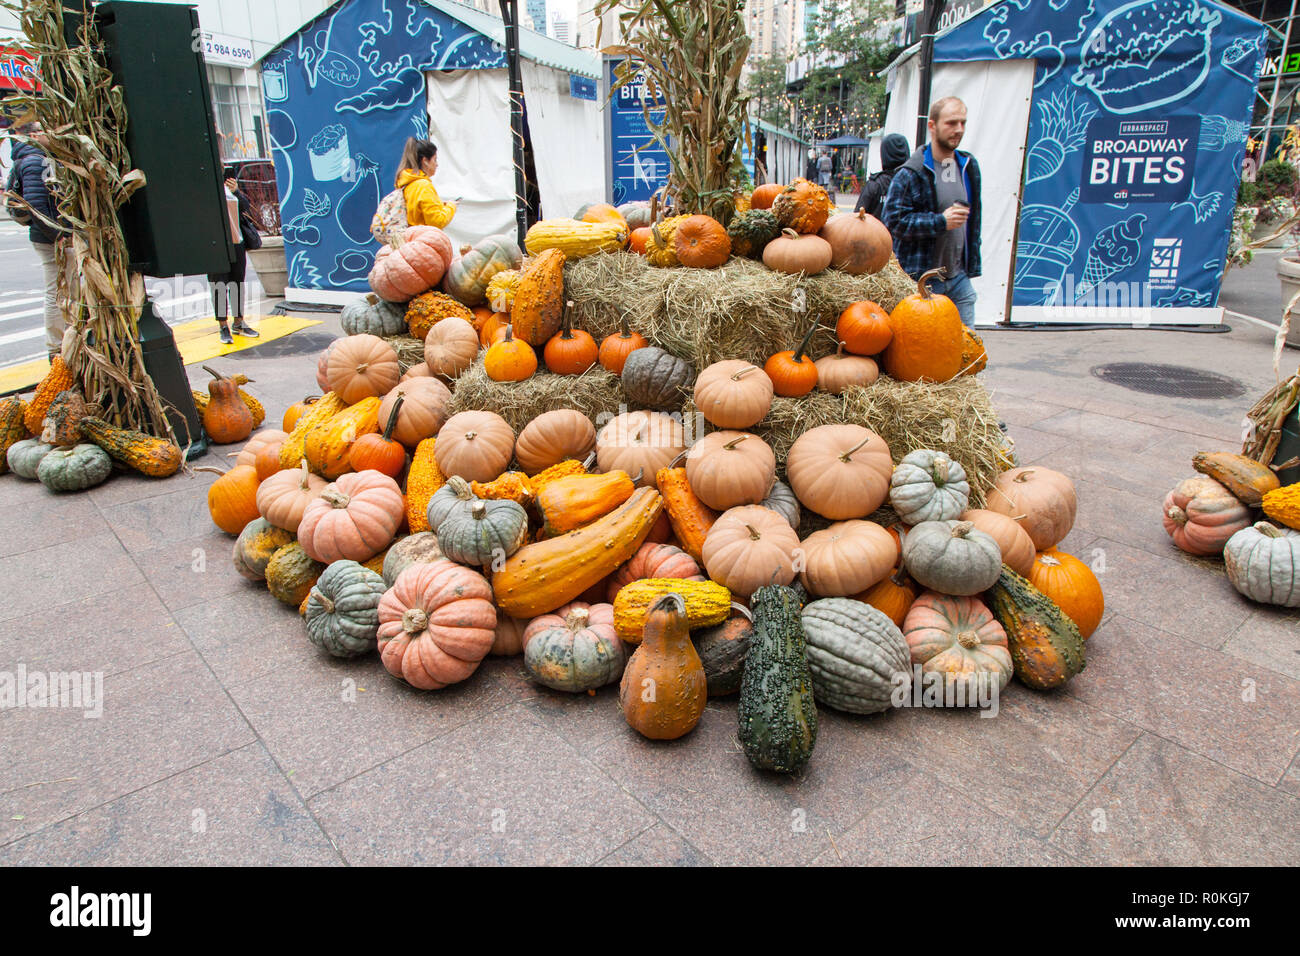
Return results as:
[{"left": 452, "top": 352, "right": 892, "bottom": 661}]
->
[
  {"left": 425, "top": 69, "right": 516, "bottom": 249},
  {"left": 521, "top": 60, "right": 606, "bottom": 220},
  {"left": 882, "top": 56, "right": 1034, "bottom": 326}
]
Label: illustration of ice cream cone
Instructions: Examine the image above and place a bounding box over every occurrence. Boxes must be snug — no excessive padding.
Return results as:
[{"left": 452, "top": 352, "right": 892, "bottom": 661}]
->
[{"left": 1076, "top": 214, "right": 1146, "bottom": 301}]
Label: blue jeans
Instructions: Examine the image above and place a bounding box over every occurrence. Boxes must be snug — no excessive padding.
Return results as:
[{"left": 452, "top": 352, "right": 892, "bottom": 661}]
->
[{"left": 923, "top": 270, "right": 977, "bottom": 327}]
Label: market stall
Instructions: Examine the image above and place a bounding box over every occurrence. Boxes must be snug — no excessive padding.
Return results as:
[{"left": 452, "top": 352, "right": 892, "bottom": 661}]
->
[{"left": 880, "top": 0, "right": 1267, "bottom": 326}]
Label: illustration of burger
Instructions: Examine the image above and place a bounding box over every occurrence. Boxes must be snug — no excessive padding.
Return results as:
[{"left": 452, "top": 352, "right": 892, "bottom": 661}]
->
[{"left": 1072, "top": 0, "right": 1222, "bottom": 115}]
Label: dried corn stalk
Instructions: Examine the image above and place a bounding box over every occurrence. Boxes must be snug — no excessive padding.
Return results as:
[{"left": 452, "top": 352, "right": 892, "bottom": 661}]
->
[
  {"left": 1, "top": 0, "right": 175, "bottom": 440},
  {"left": 597, "top": 0, "right": 751, "bottom": 224},
  {"left": 1242, "top": 365, "right": 1300, "bottom": 469}
]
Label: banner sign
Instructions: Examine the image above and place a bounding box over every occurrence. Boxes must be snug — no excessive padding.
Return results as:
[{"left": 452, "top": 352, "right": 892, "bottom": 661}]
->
[
  {"left": 1080, "top": 116, "right": 1198, "bottom": 204},
  {"left": 0, "top": 46, "right": 39, "bottom": 93},
  {"left": 606, "top": 57, "right": 669, "bottom": 205},
  {"left": 569, "top": 74, "right": 596, "bottom": 101},
  {"left": 199, "top": 31, "right": 256, "bottom": 70},
  {"left": 938, "top": 0, "right": 1266, "bottom": 314}
]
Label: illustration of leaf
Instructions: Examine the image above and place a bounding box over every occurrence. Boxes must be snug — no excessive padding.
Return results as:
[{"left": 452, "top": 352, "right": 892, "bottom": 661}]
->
[
  {"left": 336, "top": 67, "right": 424, "bottom": 113},
  {"left": 303, "top": 189, "right": 332, "bottom": 218}
]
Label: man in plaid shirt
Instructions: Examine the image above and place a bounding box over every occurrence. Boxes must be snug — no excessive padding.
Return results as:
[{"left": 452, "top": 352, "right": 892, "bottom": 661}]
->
[{"left": 882, "top": 97, "right": 982, "bottom": 326}]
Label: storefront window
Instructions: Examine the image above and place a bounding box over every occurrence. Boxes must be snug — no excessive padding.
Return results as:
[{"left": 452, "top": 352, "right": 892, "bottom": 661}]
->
[{"left": 209, "top": 64, "right": 266, "bottom": 159}]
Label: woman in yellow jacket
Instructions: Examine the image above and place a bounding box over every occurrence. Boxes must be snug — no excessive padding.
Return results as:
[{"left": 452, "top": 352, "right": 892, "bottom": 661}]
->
[{"left": 395, "top": 138, "right": 456, "bottom": 229}]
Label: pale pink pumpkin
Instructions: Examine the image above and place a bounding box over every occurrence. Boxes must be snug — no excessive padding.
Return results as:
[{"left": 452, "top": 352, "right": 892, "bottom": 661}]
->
[
  {"left": 297, "top": 470, "right": 405, "bottom": 563},
  {"left": 368, "top": 225, "right": 455, "bottom": 302},
  {"left": 606, "top": 542, "right": 705, "bottom": 602},
  {"left": 1162, "top": 475, "right": 1252, "bottom": 556},
  {"left": 377, "top": 561, "right": 497, "bottom": 689},
  {"left": 902, "top": 591, "right": 1012, "bottom": 699}
]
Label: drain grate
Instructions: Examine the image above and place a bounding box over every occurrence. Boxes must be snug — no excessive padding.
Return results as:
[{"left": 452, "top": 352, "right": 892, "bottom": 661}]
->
[{"left": 1090, "top": 363, "right": 1246, "bottom": 399}]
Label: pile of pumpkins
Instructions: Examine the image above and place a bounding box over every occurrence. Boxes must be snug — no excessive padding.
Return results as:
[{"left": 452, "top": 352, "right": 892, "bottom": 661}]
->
[
  {"left": 1162, "top": 451, "right": 1300, "bottom": 607},
  {"left": 518, "top": 178, "right": 891, "bottom": 279},
  {"left": 205, "top": 317, "right": 1103, "bottom": 774},
  {"left": 2, "top": 355, "right": 185, "bottom": 492}
]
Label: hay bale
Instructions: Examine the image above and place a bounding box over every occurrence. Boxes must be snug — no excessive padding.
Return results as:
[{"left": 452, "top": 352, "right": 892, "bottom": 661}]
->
[
  {"left": 449, "top": 360, "right": 629, "bottom": 434},
  {"left": 383, "top": 335, "right": 425, "bottom": 375},
  {"left": 565, "top": 252, "right": 916, "bottom": 369},
  {"left": 688, "top": 375, "right": 1004, "bottom": 508}
]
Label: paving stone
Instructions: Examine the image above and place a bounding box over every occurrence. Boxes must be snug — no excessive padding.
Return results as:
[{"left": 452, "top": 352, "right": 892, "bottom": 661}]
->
[
  {"left": 1279, "top": 751, "right": 1300, "bottom": 798},
  {"left": 0, "top": 581, "right": 187, "bottom": 678},
  {"left": 522, "top": 681, "right": 628, "bottom": 754},
  {"left": 0, "top": 491, "right": 110, "bottom": 559},
  {"left": 309, "top": 706, "right": 654, "bottom": 865},
  {"left": 227, "top": 650, "right": 525, "bottom": 799},
  {"left": 0, "top": 743, "right": 340, "bottom": 866},
  {"left": 597, "top": 823, "right": 712, "bottom": 866},
  {"left": 1222, "top": 606, "right": 1300, "bottom": 681},
  {"left": 1067, "top": 615, "right": 1300, "bottom": 786},
  {"left": 98, "top": 479, "right": 226, "bottom": 555},
  {"left": 589, "top": 703, "right": 910, "bottom": 865},
  {"left": 983, "top": 389, "right": 1071, "bottom": 428},
  {"left": 173, "top": 586, "right": 307, "bottom": 687},
  {"left": 1030, "top": 409, "right": 1169, "bottom": 453},
  {"left": 1037, "top": 441, "right": 1197, "bottom": 500},
  {"left": 0, "top": 531, "right": 143, "bottom": 624},
  {"left": 0, "top": 650, "right": 254, "bottom": 845},
  {"left": 1080, "top": 536, "right": 1245, "bottom": 649},
  {"left": 1049, "top": 734, "right": 1300, "bottom": 865},
  {"left": 862, "top": 682, "right": 1139, "bottom": 838},
  {"left": 809, "top": 762, "right": 1080, "bottom": 866},
  {"left": 133, "top": 529, "right": 250, "bottom": 612},
  {"left": 1072, "top": 478, "right": 1187, "bottom": 560},
  {"left": 85, "top": 467, "right": 208, "bottom": 509},
  {"left": 1003, "top": 424, "right": 1074, "bottom": 466}
]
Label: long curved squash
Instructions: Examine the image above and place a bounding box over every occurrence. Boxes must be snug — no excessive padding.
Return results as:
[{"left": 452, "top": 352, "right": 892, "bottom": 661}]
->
[
  {"left": 279, "top": 391, "right": 346, "bottom": 470},
  {"left": 523, "top": 218, "right": 627, "bottom": 258},
  {"left": 492, "top": 486, "right": 663, "bottom": 617},
  {"left": 304, "top": 396, "right": 380, "bottom": 479},
  {"left": 985, "top": 565, "right": 1085, "bottom": 690}
]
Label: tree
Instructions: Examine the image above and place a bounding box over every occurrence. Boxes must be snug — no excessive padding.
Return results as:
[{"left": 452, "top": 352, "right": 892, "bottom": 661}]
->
[
  {"left": 745, "top": 53, "right": 793, "bottom": 131},
  {"left": 797, "top": 0, "right": 899, "bottom": 138}
]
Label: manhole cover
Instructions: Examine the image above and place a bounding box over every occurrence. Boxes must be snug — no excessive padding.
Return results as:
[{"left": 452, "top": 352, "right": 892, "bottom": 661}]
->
[{"left": 1090, "top": 363, "right": 1246, "bottom": 399}]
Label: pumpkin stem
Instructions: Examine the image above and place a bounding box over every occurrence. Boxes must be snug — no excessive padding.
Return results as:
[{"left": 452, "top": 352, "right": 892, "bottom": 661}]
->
[
  {"left": 1165, "top": 506, "right": 1188, "bottom": 527},
  {"left": 322, "top": 488, "right": 351, "bottom": 509},
  {"left": 582, "top": 450, "right": 598, "bottom": 469},
  {"left": 730, "top": 601, "right": 753, "bottom": 622},
  {"left": 916, "top": 268, "right": 945, "bottom": 299},
  {"left": 931, "top": 454, "right": 950, "bottom": 487},
  {"left": 839, "top": 434, "right": 873, "bottom": 462},
  {"left": 835, "top": 340, "right": 847, "bottom": 360},
  {"left": 356, "top": 361, "right": 370, "bottom": 374},
  {"left": 364, "top": 293, "right": 379, "bottom": 306},
  {"left": 722, "top": 435, "right": 749, "bottom": 451},
  {"left": 619, "top": 313, "right": 634, "bottom": 339},
  {"left": 667, "top": 450, "right": 687, "bottom": 468},
  {"left": 560, "top": 300, "right": 576, "bottom": 339},
  {"left": 565, "top": 606, "right": 590, "bottom": 630},
  {"left": 318, "top": 594, "right": 336, "bottom": 615},
  {"left": 780, "top": 227, "right": 800, "bottom": 240},
  {"left": 791, "top": 323, "right": 817, "bottom": 364},
  {"left": 381, "top": 393, "right": 405, "bottom": 442},
  {"left": 402, "top": 607, "right": 428, "bottom": 634},
  {"left": 296, "top": 457, "right": 312, "bottom": 490},
  {"left": 1254, "top": 521, "right": 1284, "bottom": 537},
  {"left": 502, "top": 326, "right": 515, "bottom": 345},
  {"left": 1039, "top": 554, "right": 1063, "bottom": 567},
  {"left": 955, "top": 630, "right": 980, "bottom": 649},
  {"left": 1013, "top": 469, "right": 1035, "bottom": 483},
  {"left": 745, "top": 523, "right": 762, "bottom": 541},
  {"left": 470, "top": 500, "right": 487, "bottom": 520},
  {"left": 730, "top": 364, "right": 760, "bottom": 381},
  {"left": 950, "top": 521, "right": 974, "bottom": 538},
  {"left": 202, "top": 364, "right": 226, "bottom": 380},
  {"left": 447, "top": 475, "right": 475, "bottom": 500},
  {"left": 192, "top": 465, "right": 228, "bottom": 476}
]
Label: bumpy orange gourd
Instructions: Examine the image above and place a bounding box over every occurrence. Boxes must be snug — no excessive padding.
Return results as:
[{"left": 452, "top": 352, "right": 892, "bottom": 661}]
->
[
  {"left": 655, "top": 466, "right": 719, "bottom": 563},
  {"left": 882, "top": 269, "right": 964, "bottom": 382},
  {"left": 305, "top": 396, "right": 381, "bottom": 479},
  {"left": 619, "top": 593, "right": 707, "bottom": 740},
  {"left": 404, "top": 438, "right": 445, "bottom": 533},
  {"left": 492, "top": 486, "right": 663, "bottom": 617},
  {"left": 772, "top": 178, "right": 832, "bottom": 234},
  {"left": 406, "top": 290, "right": 474, "bottom": 340},
  {"left": 24, "top": 356, "right": 73, "bottom": 434},
  {"left": 511, "top": 248, "right": 566, "bottom": 346},
  {"left": 1028, "top": 548, "right": 1104, "bottom": 640}
]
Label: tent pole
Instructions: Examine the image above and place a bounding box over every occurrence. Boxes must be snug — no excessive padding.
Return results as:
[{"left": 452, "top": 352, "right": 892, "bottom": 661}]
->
[
  {"left": 499, "top": 0, "right": 528, "bottom": 247},
  {"left": 915, "top": 0, "right": 942, "bottom": 146},
  {"left": 1262, "top": 0, "right": 1299, "bottom": 165}
]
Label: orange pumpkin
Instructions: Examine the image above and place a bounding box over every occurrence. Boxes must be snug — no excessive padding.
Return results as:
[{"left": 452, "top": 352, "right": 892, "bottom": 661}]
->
[
  {"left": 750, "top": 183, "right": 783, "bottom": 209},
  {"left": 326, "top": 334, "right": 401, "bottom": 403},
  {"left": 484, "top": 325, "right": 538, "bottom": 381},
  {"left": 701, "top": 504, "right": 800, "bottom": 599},
  {"left": 422, "top": 315, "right": 479, "bottom": 381},
  {"left": 1029, "top": 548, "right": 1104, "bottom": 640},
  {"left": 514, "top": 409, "right": 597, "bottom": 474},
  {"left": 673, "top": 214, "right": 731, "bottom": 268},
  {"left": 254, "top": 441, "right": 286, "bottom": 481},
  {"left": 282, "top": 396, "right": 320, "bottom": 432},
  {"left": 597, "top": 317, "right": 649, "bottom": 374},
  {"left": 579, "top": 202, "right": 629, "bottom": 229},
  {"left": 234, "top": 429, "right": 289, "bottom": 471},
  {"left": 201, "top": 365, "right": 253, "bottom": 445},
  {"left": 202, "top": 464, "right": 261, "bottom": 535},
  {"left": 819, "top": 209, "right": 892, "bottom": 275},
  {"left": 297, "top": 470, "right": 406, "bottom": 563},
  {"left": 763, "top": 325, "right": 819, "bottom": 397},
  {"left": 762, "top": 228, "right": 833, "bottom": 275},
  {"left": 837, "top": 300, "right": 893, "bottom": 355},
  {"left": 256, "top": 458, "right": 328, "bottom": 531},
  {"left": 543, "top": 302, "right": 598, "bottom": 375},
  {"left": 855, "top": 568, "right": 918, "bottom": 628},
  {"left": 434, "top": 410, "right": 515, "bottom": 483},
  {"left": 376, "top": 377, "right": 452, "bottom": 449},
  {"left": 349, "top": 394, "right": 408, "bottom": 478},
  {"left": 786, "top": 424, "right": 892, "bottom": 520},
  {"left": 881, "top": 269, "right": 963, "bottom": 382},
  {"left": 479, "top": 311, "right": 507, "bottom": 347},
  {"left": 772, "top": 177, "right": 832, "bottom": 234},
  {"left": 628, "top": 226, "right": 653, "bottom": 255}
]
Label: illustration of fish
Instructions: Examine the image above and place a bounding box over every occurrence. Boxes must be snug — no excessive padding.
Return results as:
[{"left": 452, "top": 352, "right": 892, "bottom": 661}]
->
[
  {"left": 1076, "top": 213, "right": 1146, "bottom": 300},
  {"left": 1026, "top": 91, "right": 1098, "bottom": 184},
  {"left": 1171, "top": 178, "right": 1222, "bottom": 224}
]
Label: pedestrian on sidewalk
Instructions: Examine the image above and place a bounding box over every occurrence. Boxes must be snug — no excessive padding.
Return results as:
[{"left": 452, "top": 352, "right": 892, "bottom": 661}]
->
[
  {"left": 855, "top": 132, "right": 910, "bottom": 220},
  {"left": 209, "top": 166, "right": 259, "bottom": 345},
  {"left": 882, "top": 97, "right": 982, "bottom": 326},
  {"left": 6, "top": 123, "right": 68, "bottom": 360},
  {"left": 817, "top": 149, "right": 834, "bottom": 203},
  {"left": 395, "top": 138, "right": 456, "bottom": 230}
]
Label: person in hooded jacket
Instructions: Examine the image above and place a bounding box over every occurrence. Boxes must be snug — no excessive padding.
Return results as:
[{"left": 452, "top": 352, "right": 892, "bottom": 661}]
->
[
  {"left": 7, "top": 124, "right": 67, "bottom": 359},
  {"left": 394, "top": 138, "right": 456, "bottom": 229},
  {"left": 855, "top": 132, "right": 909, "bottom": 221}
]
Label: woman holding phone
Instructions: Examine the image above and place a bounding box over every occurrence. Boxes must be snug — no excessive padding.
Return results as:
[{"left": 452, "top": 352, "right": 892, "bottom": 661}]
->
[
  {"left": 394, "top": 138, "right": 456, "bottom": 229},
  {"left": 208, "top": 165, "right": 259, "bottom": 345}
]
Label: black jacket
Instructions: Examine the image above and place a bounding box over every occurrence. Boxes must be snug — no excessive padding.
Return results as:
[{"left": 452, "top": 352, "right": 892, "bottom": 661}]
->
[{"left": 7, "top": 141, "right": 61, "bottom": 244}]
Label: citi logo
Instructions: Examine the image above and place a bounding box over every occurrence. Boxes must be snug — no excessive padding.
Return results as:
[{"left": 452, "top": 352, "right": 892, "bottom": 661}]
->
[
  {"left": 49, "top": 886, "right": 151, "bottom": 936},
  {"left": 1113, "top": 190, "right": 1128, "bottom": 200}
]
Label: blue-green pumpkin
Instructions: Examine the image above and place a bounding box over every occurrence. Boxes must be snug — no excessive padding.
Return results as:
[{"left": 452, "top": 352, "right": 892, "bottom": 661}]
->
[
  {"left": 36, "top": 443, "right": 111, "bottom": 492},
  {"left": 305, "top": 559, "right": 388, "bottom": 657},
  {"left": 7, "top": 438, "right": 55, "bottom": 480}
]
